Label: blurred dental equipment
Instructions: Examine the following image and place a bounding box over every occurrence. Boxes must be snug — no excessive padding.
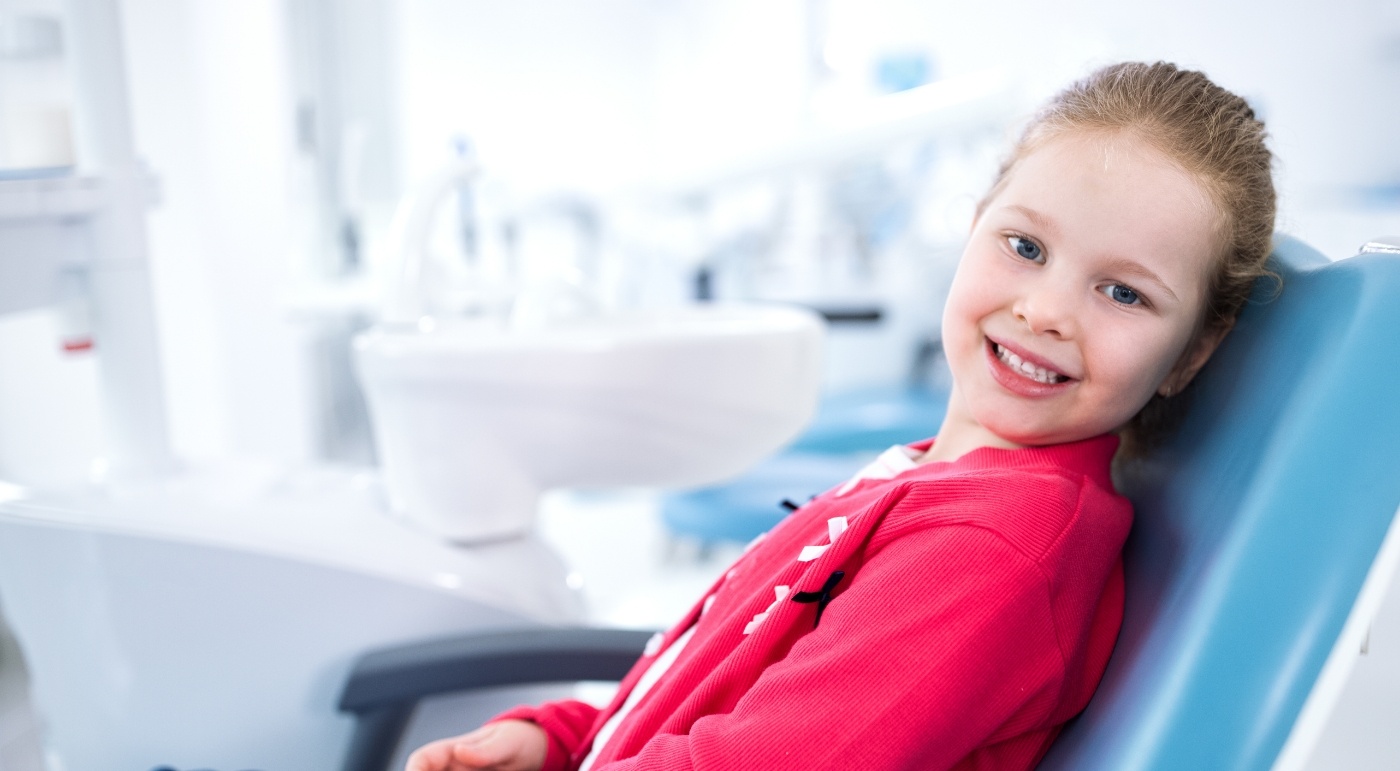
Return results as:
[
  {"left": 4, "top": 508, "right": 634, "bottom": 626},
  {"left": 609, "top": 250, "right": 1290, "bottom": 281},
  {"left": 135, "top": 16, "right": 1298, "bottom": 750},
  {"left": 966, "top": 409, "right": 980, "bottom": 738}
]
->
[
  {"left": 0, "top": 14, "right": 71, "bottom": 177},
  {"left": 0, "top": 4, "right": 579, "bottom": 770},
  {"left": 651, "top": 67, "right": 1015, "bottom": 196},
  {"left": 356, "top": 152, "right": 826, "bottom": 543},
  {"left": 605, "top": 66, "right": 1021, "bottom": 399},
  {"left": 0, "top": 4, "right": 822, "bottom": 771},
  {"left": 0, "top": 0, "right": 170, "bottom": 481}
]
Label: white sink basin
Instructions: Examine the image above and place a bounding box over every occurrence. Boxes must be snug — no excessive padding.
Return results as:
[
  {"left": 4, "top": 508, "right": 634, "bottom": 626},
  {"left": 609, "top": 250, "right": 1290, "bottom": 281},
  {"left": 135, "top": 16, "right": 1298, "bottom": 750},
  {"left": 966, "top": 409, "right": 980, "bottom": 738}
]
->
[{"left": 353, "top": 303, "right": 825, "bottom": 542}]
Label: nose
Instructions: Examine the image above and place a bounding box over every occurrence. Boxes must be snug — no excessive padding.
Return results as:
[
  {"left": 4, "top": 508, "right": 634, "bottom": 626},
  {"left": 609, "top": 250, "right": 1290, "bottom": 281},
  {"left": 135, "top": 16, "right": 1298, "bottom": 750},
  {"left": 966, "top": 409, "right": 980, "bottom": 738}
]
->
[{"left": 1013, "top": 275, "right": 1079, "bottom": 339}]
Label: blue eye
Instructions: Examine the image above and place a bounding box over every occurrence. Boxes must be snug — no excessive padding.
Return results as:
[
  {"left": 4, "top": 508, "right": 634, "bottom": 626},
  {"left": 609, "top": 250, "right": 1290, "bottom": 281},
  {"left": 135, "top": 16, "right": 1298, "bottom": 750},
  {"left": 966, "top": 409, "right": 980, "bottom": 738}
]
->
[
  {"left": 1008, "top": 236, "right": 1043, "bottom": 262},
  {"left": 1104, "top": 284, "right": 1141, "bottom": 305}
]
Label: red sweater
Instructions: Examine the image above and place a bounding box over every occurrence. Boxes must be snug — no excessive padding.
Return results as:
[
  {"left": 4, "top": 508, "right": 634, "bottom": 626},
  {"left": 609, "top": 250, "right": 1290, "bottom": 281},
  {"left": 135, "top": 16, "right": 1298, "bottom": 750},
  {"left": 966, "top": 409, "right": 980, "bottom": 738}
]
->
[{"left": 497, "top": 434, "right": 1131, "bottom": 770}]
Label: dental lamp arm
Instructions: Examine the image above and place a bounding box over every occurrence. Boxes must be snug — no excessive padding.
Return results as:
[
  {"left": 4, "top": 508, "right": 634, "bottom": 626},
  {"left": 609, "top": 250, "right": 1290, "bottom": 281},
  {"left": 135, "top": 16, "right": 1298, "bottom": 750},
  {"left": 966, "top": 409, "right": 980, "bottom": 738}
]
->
[{"left": 338, "top": 627, "right": 654, "bottom": 771}]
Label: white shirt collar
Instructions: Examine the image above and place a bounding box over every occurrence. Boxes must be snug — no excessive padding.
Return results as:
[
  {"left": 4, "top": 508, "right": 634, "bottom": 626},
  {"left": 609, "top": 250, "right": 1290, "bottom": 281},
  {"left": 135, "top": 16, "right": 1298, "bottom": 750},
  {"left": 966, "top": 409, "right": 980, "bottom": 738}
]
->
[{"left": 835, "top": 444, "right": 921, "bottom": 496}]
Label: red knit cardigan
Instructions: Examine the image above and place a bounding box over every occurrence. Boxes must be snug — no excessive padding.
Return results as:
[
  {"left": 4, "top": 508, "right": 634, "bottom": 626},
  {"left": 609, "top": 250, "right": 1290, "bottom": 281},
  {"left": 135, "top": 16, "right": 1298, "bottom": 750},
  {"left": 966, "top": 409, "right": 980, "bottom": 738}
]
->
[{"left": 496, "top": 434, "right": 1131, "bottom": 770}]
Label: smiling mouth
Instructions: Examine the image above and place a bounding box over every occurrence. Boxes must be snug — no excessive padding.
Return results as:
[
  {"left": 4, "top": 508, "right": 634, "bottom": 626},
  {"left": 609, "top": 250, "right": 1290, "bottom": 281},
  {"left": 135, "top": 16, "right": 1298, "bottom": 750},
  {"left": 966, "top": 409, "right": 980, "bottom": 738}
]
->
[{"left": 992, "top": 342, "right": 1071, "bottom": 385}]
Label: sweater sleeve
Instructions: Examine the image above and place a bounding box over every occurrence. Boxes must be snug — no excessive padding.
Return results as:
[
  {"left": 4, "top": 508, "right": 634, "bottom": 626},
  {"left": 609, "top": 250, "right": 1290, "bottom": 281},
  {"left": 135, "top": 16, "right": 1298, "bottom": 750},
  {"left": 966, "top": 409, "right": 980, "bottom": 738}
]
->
[
  {"left": 594, "top": 522, "right": 1065, "bottom": 771},
  {"left": 490, "top": 700, "right": 602, "bottom": 771}
]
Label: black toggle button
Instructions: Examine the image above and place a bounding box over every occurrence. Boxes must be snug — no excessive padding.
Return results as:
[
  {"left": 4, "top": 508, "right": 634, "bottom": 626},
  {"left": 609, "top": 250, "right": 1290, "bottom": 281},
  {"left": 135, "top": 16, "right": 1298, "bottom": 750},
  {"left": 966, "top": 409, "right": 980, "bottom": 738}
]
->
[{"left": 792, "top": 570, "right": 845, "bottom": 628}]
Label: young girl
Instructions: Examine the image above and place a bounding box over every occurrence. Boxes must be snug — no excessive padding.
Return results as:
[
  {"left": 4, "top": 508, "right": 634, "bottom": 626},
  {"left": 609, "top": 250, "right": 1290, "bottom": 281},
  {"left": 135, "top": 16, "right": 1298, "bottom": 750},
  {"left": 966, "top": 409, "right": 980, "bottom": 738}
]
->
[{"left": 406, "top": 60, "right": 1277, "bottom": 771}]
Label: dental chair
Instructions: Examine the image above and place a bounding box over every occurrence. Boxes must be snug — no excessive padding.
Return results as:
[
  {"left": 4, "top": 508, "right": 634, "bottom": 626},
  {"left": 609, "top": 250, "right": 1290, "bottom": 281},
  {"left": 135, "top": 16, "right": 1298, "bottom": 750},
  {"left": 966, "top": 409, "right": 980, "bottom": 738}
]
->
[{"left": 338, "top": 235, "right": 1400, "bottom": 771}]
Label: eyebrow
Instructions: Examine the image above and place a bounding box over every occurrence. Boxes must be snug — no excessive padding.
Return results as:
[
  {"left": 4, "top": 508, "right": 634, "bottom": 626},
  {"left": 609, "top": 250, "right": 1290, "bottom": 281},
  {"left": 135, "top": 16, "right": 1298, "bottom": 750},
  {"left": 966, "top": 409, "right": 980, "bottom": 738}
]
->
[{"left": 1006, "top": 205, "right": 1060, "bottom": 237}]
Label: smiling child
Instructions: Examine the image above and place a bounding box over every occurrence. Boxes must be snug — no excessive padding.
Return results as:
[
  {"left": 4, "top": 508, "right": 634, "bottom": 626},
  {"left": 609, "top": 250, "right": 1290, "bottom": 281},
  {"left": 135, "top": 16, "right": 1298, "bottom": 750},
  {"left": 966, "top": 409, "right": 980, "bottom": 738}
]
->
[{"left": 406, "top": 60, "right": 1278, "bottom": 771}]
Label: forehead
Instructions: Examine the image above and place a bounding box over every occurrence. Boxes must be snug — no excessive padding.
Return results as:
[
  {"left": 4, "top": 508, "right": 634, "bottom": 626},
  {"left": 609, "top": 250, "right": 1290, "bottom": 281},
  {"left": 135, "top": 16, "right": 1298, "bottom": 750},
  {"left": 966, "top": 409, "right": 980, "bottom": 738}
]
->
[{"left": 991, "top": 132, "right": 1223, "bottom": 289}]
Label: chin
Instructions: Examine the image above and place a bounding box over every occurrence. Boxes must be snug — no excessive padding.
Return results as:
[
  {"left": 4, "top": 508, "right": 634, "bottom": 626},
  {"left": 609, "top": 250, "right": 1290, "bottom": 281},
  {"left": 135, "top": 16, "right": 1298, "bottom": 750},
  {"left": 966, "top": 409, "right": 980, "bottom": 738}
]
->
[
  {"left": 978, "top": 416, "right": 1086, "bottom": 448},
  {"left": 974, "top": 417, "right": 1048, "bottom": 447}
]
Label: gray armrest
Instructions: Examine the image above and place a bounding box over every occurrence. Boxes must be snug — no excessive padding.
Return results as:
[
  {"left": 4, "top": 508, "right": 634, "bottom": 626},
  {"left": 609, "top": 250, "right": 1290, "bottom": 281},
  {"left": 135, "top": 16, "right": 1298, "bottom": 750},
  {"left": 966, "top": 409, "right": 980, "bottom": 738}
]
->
[
  {"left": 340, "top": 626, "right": 653, "bottom": 712},
  {"left": 338, "top": 627, "right": 653, "bottom": 771}
]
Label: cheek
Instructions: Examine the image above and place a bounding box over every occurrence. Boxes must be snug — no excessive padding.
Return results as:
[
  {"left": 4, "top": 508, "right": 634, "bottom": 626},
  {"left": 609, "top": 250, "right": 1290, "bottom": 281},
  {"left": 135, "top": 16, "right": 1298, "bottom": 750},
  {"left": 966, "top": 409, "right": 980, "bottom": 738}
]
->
[
  {"left": 941, "top": 256, "right": 996, "bottom": 336},
  {"left": 1102, "top": 329, "right": 1189, "bottom": 398},
  {"left": 940, "top": 273, "right": 969, "bottom": 342},
  {"left": 940, "top": 288, "right": 985, "bottom": 364}
]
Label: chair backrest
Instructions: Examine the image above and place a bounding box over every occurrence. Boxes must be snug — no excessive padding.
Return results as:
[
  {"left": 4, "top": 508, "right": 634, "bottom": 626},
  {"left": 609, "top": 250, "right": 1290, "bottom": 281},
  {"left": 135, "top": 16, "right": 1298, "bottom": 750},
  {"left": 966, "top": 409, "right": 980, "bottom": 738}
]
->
[{"left": 1039, "top": 236, "right": 1400, "bottom": 770}]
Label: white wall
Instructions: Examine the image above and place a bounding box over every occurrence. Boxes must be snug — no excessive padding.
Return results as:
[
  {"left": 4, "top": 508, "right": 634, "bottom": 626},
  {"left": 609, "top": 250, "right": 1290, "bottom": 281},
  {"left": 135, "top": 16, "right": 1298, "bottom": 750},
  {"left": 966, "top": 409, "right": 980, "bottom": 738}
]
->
[{"left": 395, "top": 0, "right": 661, "bottom": 195}]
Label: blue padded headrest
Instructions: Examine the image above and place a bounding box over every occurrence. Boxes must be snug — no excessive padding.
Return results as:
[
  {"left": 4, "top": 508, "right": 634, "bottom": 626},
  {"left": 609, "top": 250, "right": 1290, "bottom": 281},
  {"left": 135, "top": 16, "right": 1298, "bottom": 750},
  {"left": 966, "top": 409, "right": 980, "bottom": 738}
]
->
[{"left": 1040, "top": 236, "right": 1400, "bottom": 770}]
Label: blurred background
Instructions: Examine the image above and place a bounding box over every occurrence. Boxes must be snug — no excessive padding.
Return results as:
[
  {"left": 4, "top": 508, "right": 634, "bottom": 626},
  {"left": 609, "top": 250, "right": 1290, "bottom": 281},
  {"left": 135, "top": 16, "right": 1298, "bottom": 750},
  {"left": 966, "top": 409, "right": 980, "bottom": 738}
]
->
[
  {"left": 2, "top": 0, "right": 1397, "bottom": 486},
  {"left": 0, "top": 0, "right": 1398, "bottom": 769}
]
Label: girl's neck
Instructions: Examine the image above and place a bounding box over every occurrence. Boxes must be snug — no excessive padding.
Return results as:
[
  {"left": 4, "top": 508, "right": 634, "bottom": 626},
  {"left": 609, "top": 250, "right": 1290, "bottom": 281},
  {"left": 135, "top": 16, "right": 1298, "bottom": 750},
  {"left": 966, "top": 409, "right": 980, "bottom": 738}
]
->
[{"left": 919, "top": 385, "right": 1025, "bottom": 464}]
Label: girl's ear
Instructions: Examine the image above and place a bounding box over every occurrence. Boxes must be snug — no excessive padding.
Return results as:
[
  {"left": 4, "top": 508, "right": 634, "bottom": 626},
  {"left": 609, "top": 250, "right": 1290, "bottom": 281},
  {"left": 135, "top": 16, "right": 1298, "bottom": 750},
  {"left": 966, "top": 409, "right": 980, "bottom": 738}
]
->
[{"left": 1160, "top": 320, "right": 1233, "bottom": 397}]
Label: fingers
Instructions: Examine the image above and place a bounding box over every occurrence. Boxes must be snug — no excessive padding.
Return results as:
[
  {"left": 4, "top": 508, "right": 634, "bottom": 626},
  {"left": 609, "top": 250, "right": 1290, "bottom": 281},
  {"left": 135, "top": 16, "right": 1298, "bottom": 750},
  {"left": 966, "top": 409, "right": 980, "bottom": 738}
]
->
[
  {"left": 405, "top": 736, "right": 460, "bottom": 771},
  {"left": 454, "top": 722, "right": 538, "bottom": 768},
  {"left": 451, "top": 725, "right": 502, "bottom": 764},
  {"left": 406, "top": 720, "right": 547, "bottom": 771},
  {"left": 405, "top": 725, "right": 512, "bottom": 771}
]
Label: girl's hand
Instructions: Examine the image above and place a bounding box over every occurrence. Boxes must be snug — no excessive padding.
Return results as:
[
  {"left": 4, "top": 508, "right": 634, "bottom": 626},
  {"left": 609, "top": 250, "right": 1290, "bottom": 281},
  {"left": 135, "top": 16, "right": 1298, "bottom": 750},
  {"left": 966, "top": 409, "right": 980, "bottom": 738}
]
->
[{"left": 404, "top": 720, "right": 549, "bottom": 771}]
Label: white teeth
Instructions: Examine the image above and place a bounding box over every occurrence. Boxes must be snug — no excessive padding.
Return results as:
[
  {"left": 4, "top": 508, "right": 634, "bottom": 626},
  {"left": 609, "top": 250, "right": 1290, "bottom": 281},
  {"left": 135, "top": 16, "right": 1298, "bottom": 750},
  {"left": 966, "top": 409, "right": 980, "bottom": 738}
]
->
[{"left": 994, "top": 343, "right": 1066, "bottom": 384}]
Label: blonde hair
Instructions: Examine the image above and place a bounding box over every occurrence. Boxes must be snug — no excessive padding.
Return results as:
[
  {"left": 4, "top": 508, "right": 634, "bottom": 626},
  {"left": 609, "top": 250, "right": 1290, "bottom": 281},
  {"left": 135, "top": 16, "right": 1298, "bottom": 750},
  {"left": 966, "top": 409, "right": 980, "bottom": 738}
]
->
[{"left": 980, "top": 61, "right": 1277, "bottom": 455}]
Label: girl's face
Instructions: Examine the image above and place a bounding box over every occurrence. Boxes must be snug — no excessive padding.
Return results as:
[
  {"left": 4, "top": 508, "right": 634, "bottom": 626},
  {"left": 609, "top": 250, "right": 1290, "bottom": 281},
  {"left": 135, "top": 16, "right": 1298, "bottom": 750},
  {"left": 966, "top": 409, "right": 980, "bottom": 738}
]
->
[{"left": 938, "top": 131, "right": 1227, "bottom": 451}]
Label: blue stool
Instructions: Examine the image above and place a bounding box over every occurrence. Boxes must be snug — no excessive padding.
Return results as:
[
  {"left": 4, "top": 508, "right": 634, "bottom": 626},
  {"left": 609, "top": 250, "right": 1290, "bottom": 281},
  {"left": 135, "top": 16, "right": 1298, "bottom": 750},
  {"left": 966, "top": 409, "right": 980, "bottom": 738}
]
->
[
  {"left": 787, "top": 384, "right": 949, "bottom": 454},
  {"left": 660, "top": 384, "right": 949, "bottom": 550}
]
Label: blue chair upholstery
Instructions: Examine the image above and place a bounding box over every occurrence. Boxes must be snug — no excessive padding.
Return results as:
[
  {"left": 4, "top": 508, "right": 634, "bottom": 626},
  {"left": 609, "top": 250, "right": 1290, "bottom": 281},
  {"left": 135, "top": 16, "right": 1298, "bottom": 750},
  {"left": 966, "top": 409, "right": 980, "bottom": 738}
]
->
[{"left": 1040, "top": 236, "right": 1400, "bottom": 770}]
